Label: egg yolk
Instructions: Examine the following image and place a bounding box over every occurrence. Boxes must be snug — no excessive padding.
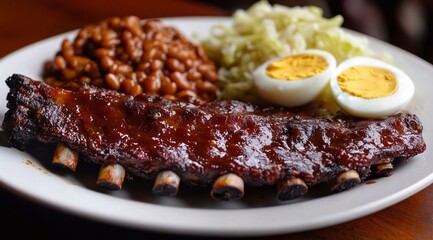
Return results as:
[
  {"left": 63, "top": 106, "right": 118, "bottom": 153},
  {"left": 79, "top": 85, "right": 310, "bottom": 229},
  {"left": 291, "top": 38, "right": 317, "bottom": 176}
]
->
[
  {"left": 266, "top": 54, "right": 328, "bottom": 80},
  {"left": 337, "top": 66, "right": 398, "bottom": 99}
]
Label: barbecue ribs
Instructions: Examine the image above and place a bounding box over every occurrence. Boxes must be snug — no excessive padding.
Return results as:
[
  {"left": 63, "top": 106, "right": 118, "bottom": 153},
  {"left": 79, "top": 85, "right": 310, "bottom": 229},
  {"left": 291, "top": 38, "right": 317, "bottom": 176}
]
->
[{"left": 2, "top": 74, "right": 426, "bottom": 200}]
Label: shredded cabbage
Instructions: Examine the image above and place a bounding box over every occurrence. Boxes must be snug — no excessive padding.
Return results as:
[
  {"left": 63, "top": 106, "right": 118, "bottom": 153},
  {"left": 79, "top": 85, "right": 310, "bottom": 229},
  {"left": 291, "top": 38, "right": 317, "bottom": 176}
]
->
[{"left": 200, "top": 0, "right": 390, "bottom": 101}]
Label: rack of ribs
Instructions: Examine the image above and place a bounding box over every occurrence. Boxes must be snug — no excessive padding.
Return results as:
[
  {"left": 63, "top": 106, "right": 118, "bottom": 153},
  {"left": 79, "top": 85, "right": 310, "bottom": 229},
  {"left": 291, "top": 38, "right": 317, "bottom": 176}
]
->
[{"left": 2, "top": 74, "right": 426, "bottom": 201}]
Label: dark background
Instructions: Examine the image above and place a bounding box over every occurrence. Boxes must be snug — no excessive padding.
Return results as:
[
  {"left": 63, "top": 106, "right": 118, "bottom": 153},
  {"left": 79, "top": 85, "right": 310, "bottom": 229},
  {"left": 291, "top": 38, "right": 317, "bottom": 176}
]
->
[{"left": 1, "top": 0, "right": 432, "bottom": 64}]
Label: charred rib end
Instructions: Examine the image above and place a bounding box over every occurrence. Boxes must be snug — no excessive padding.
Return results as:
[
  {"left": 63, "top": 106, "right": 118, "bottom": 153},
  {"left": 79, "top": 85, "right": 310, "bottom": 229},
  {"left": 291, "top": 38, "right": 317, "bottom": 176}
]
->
[
  {"left": 211, "top": 173, "right": 244, "bottom": 201},
  {"left": 373, "top": 163, "right": 394, "bottom": 177},
  {"left": 153, "top": 185, "right": 178, "bottom": 197},
  {"left": 152, "top": 170, "right": 180, "bottom": 197},
  {"left": 211, "top": 186, "right": 244, "bottom": 201},
  {"left": 330, "top": 169, "right": 361, "bottom": 192},
  {"left": 277, "top": 178, "right": 308, "bottom": 201},
  {"left": 97, "top": 163, "right": 125, "bottom": 190},
  {"left": 2, "top": 75, "right": 43, "bottom": 150}
]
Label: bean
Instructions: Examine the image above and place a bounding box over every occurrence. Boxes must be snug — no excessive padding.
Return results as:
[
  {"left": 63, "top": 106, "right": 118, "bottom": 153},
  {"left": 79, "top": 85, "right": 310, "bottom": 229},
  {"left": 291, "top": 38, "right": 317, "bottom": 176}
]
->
[
  {"left": 130, "top": 48, "right": 142, "bottom": 62},
  {"left": 143, "top": 75, "right": 161, "bottom": 93},
  {"left": 186, "top": 50, "right": 197, "bottom": 60},
  {"left": 166, "top": 58, "right": 185, "bottom": 72},
  {"left": 96, "top": 48, "right": 115, "bottom": 58},
  {"left": 62, "top": 68, "right": 77, "bottom": 80},
  {"left": 143, "top": 19, "right": 163, "bottom": 32},
  {"left": 102, "top": 29, "right": 117, "bottom": 41},
  {"left": 116, "top": 64, "right": 132, "bottom": 75},
  {"left": 160, "top": 74, "right": 168, "bottom": 84},
  {"left": 167, "top": 46, "right": 178, "bottom": 57},
  {"left": 170, "top": 71, "right": 191, "bottom": 90},
  {"left": 177, "top": 90, "right": 197, "bottom": 99},
  {"left": 102, "top": 30, "right": 118, "bottom": 47},
  {"left": 105, "top": 73, "right": 120, "bottom": 90},
  {"left": 163, "top": 94, "right": 177, "bottom": 101},
  {"left": 77, "top": 29, "right": 88, "bottom": 39},
  {"left": 73, "top": 40, "right": 84, "bottom": 54},
  {"left": 143, "top": 48, "right": 158, "bottom": 61},
  {"left": 125, "top": 16, "right": 140, "bottom": 27},
  {"left": 177, "top": 51, "right": 190, "bottom": 63},
  {"left": 196, "top": 80, "right": 217, "bottom": 92},
  {"left": 55, "top": 55, "right": 67, "bottom": 70},
  {"left": 158, "top": 43, "right": 168, "bottom": 53},
  {"left": 153, "top": 32, "right": 164, "bottom": 41},
  {"left": 185, "top": 59, "right": 194, "bottom": 69},
  {"left": 102, "top": 39, "right": 119, "bottom": 48},
  {"left": 121, "top": 79, "right": 135, "bottom": 94},
  {"left": 69, "top": 56, "right": 89, "bottom": 70},
  {"left": 43, "top": 17, "right": 220, "bottom": 102},
  {"left": 109, "top": 17, "right": 122, "bottom": 28},
  {"left": 122, "top": 30, "right": 133, "bottom": 41},
  {"left": 108, "top": 63, "right": 118, "bottom": 73},
  {"left": 168, "top": 48, "right": 189, "bottom": 63},
  {"left": 61, "top": 39, "right": 73, "bottom": 59},
  {"left": 100, "top": 56, "right": 114, "bottom": 69},
  {"left": 150, "top": 59, "right": 163, "bottom": 71},
  {"left": 135, "top": 71, "right": 147, "bottom": 83},
  {"left": 197, "top": 64, "right": 209, "bottom": 74},
  {"left": 125, "top": 16, "right": 143, "bottom": 36},
  {"left": 155, "top": 50, "right": 167, "bottom": 61},
  {"left": 160, "top": 81, "right": 177, "bottom": 95},
  {"left": 62, "top": 49, "right": 74, "bottom": 61},
  {"left": 203, "top": 70, "right": 218, "bottom": 82},
  {"left": 186, "top": 71, "right": 202, "bottom": 81},
  {"left": 130, "top": 84, "right": 143, "bottom": 96}
]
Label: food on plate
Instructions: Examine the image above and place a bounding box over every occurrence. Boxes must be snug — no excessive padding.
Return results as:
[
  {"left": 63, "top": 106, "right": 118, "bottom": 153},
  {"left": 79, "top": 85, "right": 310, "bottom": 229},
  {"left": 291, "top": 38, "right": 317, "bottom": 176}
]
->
[
  {"left": 1, "top": 2, "right": 425, "bottom": 203},
  {"left": 330, "top": 56, "right": 415, "bottom": 118},
  {"left": 41, "top": 16, "right": 220, "bottom": 185},
  {"left": 2, "top": 74, "right": 426, "bottom": 201},
  {"left": 43, "top": 16, "right": 218, "bottom": 101},
  {"left": 252, "top": 49, "right": 336, "bottom": 107},
  {"left": 199, "top": 0, "right": 390, "bottom": 102}
]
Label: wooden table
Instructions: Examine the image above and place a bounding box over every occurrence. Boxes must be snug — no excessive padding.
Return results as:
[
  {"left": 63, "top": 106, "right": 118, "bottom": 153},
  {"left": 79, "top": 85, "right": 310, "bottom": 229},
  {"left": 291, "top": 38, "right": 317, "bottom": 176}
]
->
[{"left": 1, "top": 0, "right": 432, "bottom": 239}]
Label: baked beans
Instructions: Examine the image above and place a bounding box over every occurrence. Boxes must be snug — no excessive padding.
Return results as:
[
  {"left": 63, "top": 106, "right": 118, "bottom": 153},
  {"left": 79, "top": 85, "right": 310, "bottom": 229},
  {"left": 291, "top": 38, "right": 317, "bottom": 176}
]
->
[{"left": 43, "top": 16, "right": 217, "bottom": 100}]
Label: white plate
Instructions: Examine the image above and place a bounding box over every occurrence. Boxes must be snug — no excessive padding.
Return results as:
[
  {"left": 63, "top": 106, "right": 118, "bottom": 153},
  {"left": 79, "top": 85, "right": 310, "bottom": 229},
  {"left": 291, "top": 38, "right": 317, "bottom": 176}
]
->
[{"left": 0, "top": 17, "right": 432, "bottom": 237}]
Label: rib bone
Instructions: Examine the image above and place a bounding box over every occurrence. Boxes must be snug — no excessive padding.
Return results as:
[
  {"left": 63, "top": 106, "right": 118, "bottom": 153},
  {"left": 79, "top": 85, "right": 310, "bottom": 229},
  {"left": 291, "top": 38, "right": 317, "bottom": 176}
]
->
[
  {"left": 97, "top": 163, "right": 125, "bottom": 190},
  {"left": 277, "top": 177, "right": 308, "bottom": 201},
  {"left": 52, "top": 143, "right": 78, "bottom": 171},
  {"left": 211, "top": 173, "right": 244, "bottom": 201},
  {"left": 374, "top": 163, "right": 394, "bottom": 176},
  {"left": 152, "top": 170, "right": 180, "bottom": 197},
  {"left": 330, "top": 169, "right": 361, "bottom": 192}
]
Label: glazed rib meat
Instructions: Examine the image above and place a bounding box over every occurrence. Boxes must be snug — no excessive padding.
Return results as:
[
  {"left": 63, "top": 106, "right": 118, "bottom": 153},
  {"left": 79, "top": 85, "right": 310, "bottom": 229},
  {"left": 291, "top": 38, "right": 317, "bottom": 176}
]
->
[{"left": 2, "top": 74, "right": 426, "bottom": 188}]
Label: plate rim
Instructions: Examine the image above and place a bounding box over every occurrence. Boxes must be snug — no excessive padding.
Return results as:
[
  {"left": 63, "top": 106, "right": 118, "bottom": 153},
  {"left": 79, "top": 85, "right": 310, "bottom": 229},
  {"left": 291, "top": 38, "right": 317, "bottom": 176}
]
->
[{"left": 0, "top": 16, "right": 433, "bottom": 237}]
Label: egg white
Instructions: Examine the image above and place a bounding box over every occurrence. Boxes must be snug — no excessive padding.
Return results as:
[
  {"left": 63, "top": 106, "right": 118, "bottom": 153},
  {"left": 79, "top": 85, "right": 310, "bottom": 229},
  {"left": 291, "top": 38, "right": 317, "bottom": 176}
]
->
[
  {"left": 330, "top": 57, "right": 414, "bottom": 118},
  {"left": 253, "top": 49, "right": 336, "bottom": 107}
]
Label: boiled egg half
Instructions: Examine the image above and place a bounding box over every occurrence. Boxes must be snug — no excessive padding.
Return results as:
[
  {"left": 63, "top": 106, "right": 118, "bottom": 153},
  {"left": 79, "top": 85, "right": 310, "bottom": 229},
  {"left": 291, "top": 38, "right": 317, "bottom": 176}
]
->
[
  {"left": 330, "top": 56, "right": 414, "bottom": 118},
  {"left": 253, "top": 49, "right": 336, "bottom": 107}
]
